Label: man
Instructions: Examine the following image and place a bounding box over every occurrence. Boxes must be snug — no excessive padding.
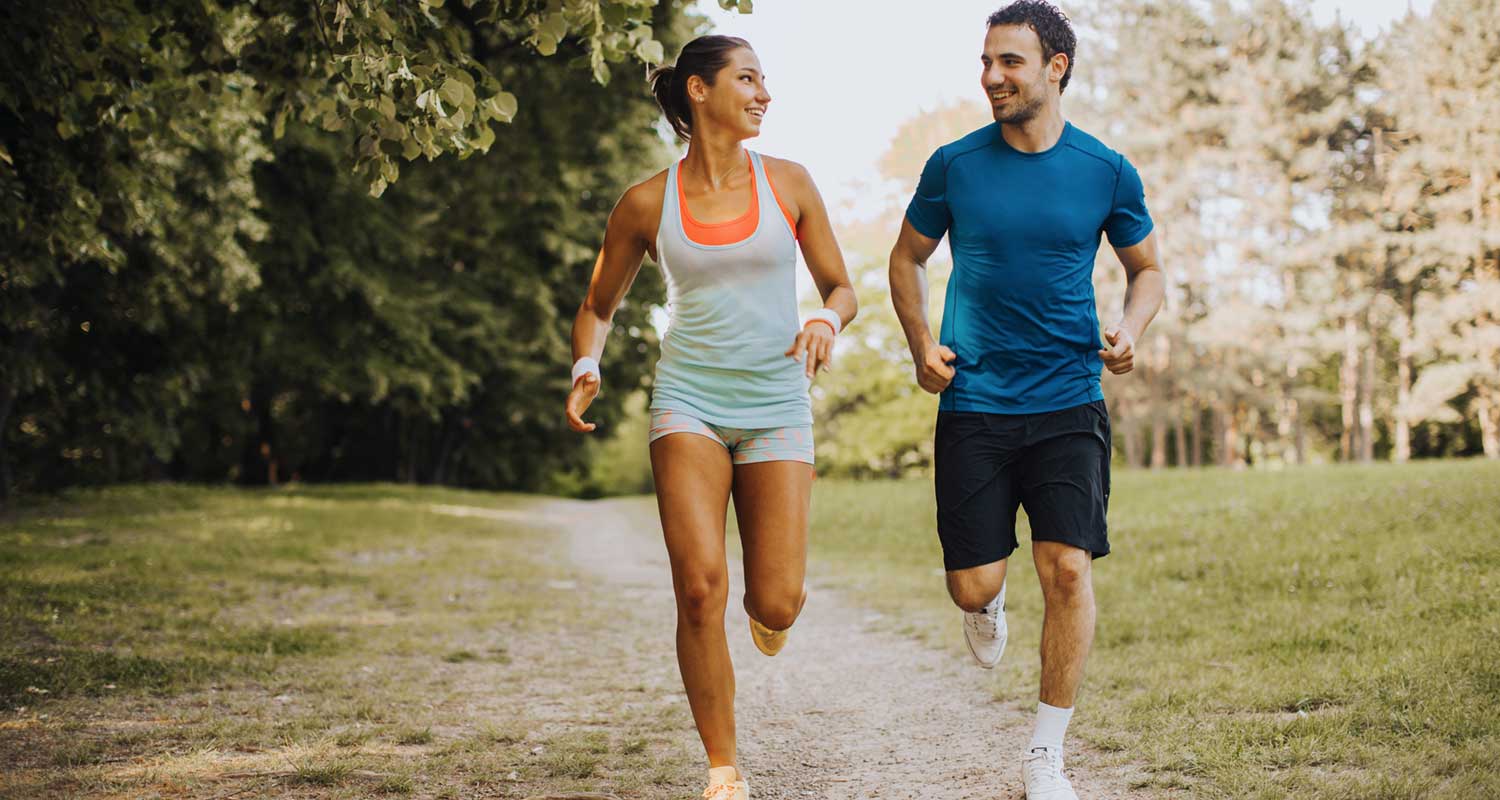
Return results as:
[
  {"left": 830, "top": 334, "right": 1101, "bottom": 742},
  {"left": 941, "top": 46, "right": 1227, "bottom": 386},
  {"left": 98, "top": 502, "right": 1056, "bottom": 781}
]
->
[{"left": 887, "top": 2, "right": 1165, "bottom": 798}]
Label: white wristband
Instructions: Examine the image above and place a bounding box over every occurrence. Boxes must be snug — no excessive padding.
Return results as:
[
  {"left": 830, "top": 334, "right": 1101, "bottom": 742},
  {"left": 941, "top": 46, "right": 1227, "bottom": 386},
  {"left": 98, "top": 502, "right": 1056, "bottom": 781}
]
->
[
  {"left": 804, "top": 308, "right": 842, "bottom": 335},
  {"left": 571, "top": 356, "right": 601, "bottom": 385}
]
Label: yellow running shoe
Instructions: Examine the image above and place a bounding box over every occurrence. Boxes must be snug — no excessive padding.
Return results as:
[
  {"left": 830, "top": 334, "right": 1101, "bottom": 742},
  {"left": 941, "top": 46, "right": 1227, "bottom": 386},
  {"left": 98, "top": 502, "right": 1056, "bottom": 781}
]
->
[
  {"left": 703, "top": 765, "right": 748, "bottom": 800},
  {"left": 748, "top": 615, "right": 788, "bottom": 656},
  {"left": 746, "top": 588, "right": 806, "bottom": 657}
]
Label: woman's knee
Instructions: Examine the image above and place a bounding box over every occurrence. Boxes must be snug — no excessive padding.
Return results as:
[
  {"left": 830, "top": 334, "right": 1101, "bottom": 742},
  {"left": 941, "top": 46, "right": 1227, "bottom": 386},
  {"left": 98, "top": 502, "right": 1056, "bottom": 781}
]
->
[
  {"left": 675, "top": 570, "right": 728, "bottom": 625},
  {"left": 745, "top": 589, "right": 803, "bottom": 631}
]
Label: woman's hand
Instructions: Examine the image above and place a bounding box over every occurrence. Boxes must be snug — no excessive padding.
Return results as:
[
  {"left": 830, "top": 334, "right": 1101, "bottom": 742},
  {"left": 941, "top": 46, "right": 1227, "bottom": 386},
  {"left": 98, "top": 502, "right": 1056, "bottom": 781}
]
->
[
  {"left": 565, "top": 374, "right": 601, "bottom": 432},
  {"left": 785, "top": 321, "right": 837, "bottom": 378}
]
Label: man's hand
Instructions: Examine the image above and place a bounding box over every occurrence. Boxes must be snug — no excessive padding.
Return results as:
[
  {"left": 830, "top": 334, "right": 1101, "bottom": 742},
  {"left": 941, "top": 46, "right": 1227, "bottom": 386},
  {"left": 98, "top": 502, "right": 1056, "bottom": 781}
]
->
[
  {"left": 565, "top": 374, "right": 600, "bottom": 432},
  {"left": 1099, "top": 324, "right": 1136, "bottom": 375},
  {"left": 915, "top": 342, "right": 958, "bottom": 394}
]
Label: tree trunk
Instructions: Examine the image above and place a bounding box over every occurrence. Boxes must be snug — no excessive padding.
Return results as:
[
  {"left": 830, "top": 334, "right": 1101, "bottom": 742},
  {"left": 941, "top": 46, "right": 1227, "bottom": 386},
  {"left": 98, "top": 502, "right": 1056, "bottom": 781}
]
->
[
  {"left": 1188, "top": 403, "right": 1202, "bottom": 467},
  {"left": 1359, "top": 311, "right": 1377, "bottom": 462},
  {"left": 1150, "top": 337, "right": 1169, "bottom": 469},
  {"left": 1478, "top": 387, "right": 1500, "bottom": 459},
  {"left": 0, "top": 330, "right": 37, "bottom": 505},
  {"left": 239, "top": 382, "right": 278, "bottom": 486},
  {"left": 1173, "top": 407, "right": 1188, "bottom": 468},
  {"left": 1280, "top": 366, "right": 1303, "bottom": 465},
  {"left": 1394, "top": 283, "right": 1414, "bottom": 463},
  {"left": 1121, "top": 399, "right": 1144, "bottom": 469},
  {"left": 1340, "top": 316, "right": 1359, "bottom": 462},
  {"left": 1246, "top": 403, "right": 1263, "bottom": 468},
  {"left": 1216, "top": 401, "right": 1243, "bottom": 468},
  {"left": 0, "top": 381, "right": 14, "bottom": 506},
  {"left": 430, "top": 416, "right": 461, "bottom": 485}
]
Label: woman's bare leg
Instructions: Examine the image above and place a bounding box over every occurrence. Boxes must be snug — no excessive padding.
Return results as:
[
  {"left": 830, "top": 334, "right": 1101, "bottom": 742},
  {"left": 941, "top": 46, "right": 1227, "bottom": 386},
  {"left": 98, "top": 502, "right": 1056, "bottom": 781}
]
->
[{"left": 651, "top": 433, "right": 737, "bottom": 767}]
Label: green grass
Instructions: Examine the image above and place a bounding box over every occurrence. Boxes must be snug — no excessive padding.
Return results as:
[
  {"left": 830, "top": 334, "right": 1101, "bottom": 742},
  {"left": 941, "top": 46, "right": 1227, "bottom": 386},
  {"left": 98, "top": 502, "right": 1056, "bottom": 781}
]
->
[
  {"left": 807, "top": 458, "right": 1500, "bottom": 799},
  {"left": 0, "top": 482, "right": 696, "bottom": 799}
]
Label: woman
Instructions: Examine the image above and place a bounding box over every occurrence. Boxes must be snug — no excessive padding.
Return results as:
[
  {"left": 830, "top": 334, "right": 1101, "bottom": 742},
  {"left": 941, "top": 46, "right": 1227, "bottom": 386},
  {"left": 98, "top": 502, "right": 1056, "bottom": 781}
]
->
[{"left": 564, "top": 34, "right": 856, "bottom": 800}]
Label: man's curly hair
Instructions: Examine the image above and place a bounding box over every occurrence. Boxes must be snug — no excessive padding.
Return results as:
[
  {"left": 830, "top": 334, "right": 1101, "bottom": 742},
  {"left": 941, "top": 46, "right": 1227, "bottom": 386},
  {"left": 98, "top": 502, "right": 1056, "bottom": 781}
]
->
[{"left": 987, "top": 1, "right": 1077, "bottom": 94}]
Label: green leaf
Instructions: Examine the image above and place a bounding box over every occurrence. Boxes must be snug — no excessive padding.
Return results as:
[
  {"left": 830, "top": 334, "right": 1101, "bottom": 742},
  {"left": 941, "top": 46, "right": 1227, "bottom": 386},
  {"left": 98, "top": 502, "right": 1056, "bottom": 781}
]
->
[
  {"left": 536, "top": 34, "right": 558, "bottom": 57},
  {"left": 635, "top": 39, "right": 664, "bottom": 65},
  {"left": 380, "top": 118, "right": 407, "bottom": 141},
  {"left": 488, "top": 91, "right": 518, "bottom": 123},
  {"left": 439, "top": 78, "right": 466, "bottom": 107},
  {"left": 591, "top": 50, "right": 610, "bottom": 85},
  {"left": 474, "top": 123, "right": 496, "bottom": 152},
  {"left": 541, "top": 13, "right": 567, "bottom": 41},
  {"left": 369, "top": 176, "right": 388, "bottom": 197}
]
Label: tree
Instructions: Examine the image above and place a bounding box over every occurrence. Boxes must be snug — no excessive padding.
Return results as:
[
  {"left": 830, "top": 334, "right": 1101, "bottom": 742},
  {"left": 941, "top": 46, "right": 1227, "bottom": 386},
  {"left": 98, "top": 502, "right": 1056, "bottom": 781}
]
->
[
  {"left": 0, "top": 0, "right": 738, "bottom": 500},
  {"left": 1375, "top": 0, "right": 1500, "bottom": 459}
]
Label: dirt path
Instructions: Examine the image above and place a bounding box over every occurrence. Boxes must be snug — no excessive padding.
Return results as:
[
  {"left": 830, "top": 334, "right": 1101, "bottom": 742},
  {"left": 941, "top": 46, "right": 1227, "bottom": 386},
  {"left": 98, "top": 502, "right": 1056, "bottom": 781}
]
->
[{"left": 543, "top": 496, "right": 1150, "bottom": 800}]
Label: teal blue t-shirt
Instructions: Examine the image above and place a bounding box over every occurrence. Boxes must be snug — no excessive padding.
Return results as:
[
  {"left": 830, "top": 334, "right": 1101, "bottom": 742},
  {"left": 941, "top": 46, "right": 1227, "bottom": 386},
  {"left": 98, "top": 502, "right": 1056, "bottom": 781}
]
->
[{"left": 905, "top": 121, "right": 1153, "bottom": 414}]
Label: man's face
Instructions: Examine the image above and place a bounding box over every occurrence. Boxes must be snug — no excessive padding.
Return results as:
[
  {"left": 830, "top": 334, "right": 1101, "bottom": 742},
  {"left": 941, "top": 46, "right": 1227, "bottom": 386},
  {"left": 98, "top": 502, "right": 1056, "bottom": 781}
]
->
[{"left": 980, "top": 24, "right": 1054, "bottom": 125}]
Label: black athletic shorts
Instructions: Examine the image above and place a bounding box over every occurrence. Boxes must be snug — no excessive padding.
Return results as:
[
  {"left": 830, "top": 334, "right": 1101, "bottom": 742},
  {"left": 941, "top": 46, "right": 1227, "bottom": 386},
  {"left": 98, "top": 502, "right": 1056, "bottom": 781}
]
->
[{"left": 934, "top": 400, "right": 1112, "bottom": 571}]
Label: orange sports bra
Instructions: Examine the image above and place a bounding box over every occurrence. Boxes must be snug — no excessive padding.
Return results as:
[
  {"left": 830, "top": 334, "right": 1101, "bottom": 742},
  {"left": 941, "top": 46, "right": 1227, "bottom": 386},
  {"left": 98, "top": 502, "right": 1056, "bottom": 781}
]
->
[{"left": 675, "top": 153, "right": 798, "bottom": 246}]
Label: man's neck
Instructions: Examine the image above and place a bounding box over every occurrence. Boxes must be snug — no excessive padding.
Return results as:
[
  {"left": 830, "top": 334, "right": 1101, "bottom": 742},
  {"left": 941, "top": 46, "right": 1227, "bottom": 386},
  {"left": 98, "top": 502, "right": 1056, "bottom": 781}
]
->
[{"left": 1000, "top": 106, "right": 1066, "bottom": 154}]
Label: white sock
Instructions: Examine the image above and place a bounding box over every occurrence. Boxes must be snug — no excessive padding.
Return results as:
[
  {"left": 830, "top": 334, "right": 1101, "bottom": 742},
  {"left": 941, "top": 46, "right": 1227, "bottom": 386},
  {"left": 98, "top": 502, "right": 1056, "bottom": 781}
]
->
[
  {"left": 1029, "top": 701, "right": 1073, "bottom": 752},
  {"left": 993, "top": 579, "right": 1006, "bottom": 610}
]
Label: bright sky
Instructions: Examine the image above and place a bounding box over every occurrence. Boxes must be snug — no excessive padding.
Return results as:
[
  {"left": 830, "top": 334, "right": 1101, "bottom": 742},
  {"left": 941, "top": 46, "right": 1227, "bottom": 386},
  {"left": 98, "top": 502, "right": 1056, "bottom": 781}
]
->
[{"left": 698, "top": 0, "right": 1434, "bottom": 219}]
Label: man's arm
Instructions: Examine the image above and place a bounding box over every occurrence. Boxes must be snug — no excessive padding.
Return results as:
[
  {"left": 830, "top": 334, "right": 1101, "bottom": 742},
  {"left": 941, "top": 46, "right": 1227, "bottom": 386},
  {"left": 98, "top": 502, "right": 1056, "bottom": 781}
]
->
[
  {"left": 1099, "top": 231, "right": 1166, "bottom": 375},
  {"left": 889, "top": 218, "right": 957, "bottom": 394}
]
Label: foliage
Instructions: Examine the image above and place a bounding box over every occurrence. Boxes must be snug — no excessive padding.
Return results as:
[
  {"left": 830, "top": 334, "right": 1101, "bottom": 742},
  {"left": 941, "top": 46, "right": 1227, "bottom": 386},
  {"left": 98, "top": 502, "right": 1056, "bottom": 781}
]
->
[{"left": 0, "top": 0, "right": 732, "bottom": 498}]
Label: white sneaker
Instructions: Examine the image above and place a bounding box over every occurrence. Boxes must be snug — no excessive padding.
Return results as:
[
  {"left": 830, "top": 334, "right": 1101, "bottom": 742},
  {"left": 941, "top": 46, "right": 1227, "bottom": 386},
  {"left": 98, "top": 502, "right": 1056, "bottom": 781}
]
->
[
  {"left": 961, "top": 584, "right": 1006, "bottom": 669},
  {"left": 1022, "top": 746, "right": 1078, "bottom": 800}
]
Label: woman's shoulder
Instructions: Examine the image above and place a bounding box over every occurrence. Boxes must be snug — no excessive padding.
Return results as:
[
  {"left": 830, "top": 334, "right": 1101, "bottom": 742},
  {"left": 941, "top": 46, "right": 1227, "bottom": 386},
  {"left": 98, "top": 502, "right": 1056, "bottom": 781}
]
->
[
  {"left": 618, "top": 168, "right": 670, "bottom": 213},
  {"left": 610, "top": 169, "right": 670, "bottom": 239},
  {"left": 758, "top": 154, "right": 814, "bottom": 189}
]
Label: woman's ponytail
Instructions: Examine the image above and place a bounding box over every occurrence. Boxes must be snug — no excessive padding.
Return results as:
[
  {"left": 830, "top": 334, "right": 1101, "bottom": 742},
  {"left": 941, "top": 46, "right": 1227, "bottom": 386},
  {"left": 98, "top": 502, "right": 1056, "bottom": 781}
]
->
[
  {"left": 646, "top": 35, "right": 752, "bottom": 142},
  {"left": 648, "top": 63, "right": 691, "bottom": 141}
]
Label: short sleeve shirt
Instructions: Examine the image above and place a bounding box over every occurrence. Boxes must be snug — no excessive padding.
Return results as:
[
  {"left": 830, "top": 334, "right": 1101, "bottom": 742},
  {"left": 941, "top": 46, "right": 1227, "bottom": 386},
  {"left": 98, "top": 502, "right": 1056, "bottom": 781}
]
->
[{"left": 906, "top": 122, "right": 1153, "bottom": 414}]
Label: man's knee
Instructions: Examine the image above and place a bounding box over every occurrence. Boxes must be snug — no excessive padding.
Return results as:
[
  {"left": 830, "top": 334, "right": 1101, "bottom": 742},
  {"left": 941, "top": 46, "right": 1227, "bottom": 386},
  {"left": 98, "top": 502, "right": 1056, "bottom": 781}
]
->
[
  {"left": 946, "top": 560, "right": 1007, "bottom": 612},
  {"left": 1038, "top": 547, "right": 1092, "bottom": 600},
  {"left": 947, "top": 576, "right": 1004, "bottom": 613}
]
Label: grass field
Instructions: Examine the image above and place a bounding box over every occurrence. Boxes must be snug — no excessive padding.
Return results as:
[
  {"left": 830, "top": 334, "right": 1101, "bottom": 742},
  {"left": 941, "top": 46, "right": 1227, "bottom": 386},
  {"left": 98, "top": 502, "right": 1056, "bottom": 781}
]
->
[
  {"left": 805, "top": 459, "right": 1500, "bottom": 799},
  {"left": 0, "top": 484, "right": 695, "bottom": 799},
  {"left": 5, "top": 462, "right": 1497, "bottom": 798}
]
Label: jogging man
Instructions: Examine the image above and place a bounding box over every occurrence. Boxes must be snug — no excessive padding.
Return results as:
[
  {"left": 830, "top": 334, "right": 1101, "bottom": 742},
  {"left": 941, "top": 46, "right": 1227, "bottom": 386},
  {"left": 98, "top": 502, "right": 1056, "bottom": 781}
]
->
[{"left": 888, "top": 3, "right": 1164, "bottom": 797}]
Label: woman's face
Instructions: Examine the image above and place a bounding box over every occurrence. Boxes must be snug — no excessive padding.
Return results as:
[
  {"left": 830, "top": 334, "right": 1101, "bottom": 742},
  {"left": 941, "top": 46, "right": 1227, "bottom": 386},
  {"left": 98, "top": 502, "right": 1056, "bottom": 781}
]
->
[{"left": 691, "top": 47, "right": 771, "bottom": 140}]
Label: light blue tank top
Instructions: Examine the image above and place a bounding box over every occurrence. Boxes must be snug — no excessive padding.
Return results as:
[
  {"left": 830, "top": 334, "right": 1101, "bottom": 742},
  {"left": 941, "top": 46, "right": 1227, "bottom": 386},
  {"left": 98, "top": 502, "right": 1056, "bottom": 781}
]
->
[{"left": 650, "top": 151, "right": 811, "bottom": 429}]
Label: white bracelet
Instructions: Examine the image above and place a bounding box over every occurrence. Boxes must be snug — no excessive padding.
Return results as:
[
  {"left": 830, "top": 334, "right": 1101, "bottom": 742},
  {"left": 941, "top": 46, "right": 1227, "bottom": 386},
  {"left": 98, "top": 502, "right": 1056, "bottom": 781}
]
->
[
  {"left": 804, "top": 308, "right": 842, "bottom": 335},
  {"left": 571, "top": 356, "right": 601, "bottom": 385}
]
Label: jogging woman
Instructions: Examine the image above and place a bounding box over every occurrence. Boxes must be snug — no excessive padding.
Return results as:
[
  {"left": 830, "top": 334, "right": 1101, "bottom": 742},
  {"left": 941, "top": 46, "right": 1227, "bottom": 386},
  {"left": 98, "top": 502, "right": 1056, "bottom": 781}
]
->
[{"left": 564, "top": 35, "right": 856, "bottom": 800}]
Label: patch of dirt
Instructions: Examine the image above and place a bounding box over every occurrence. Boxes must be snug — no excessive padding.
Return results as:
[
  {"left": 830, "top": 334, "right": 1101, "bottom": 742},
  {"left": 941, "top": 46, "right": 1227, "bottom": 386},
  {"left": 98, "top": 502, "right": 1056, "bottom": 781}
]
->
[{"left": 541, "top": 497, "right": 1162, "bottom": 800}]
